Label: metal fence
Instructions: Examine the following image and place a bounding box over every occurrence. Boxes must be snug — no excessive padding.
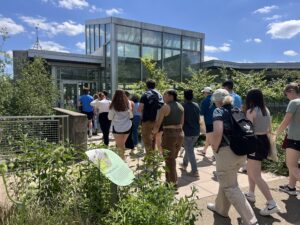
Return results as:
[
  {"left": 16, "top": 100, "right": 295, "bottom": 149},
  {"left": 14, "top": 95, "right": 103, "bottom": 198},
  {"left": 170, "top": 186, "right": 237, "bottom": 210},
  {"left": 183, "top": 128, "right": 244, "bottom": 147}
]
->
[{"left": 0, "top": 115, "right": 69, "bottom": 156}]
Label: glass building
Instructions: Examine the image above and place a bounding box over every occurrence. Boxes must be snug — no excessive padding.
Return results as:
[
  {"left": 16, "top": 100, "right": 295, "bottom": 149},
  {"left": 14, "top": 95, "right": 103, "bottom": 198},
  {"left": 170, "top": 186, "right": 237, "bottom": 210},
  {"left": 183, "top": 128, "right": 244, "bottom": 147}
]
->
[{"left": 85, "top": 17, "right": 205, "bottom": 93}]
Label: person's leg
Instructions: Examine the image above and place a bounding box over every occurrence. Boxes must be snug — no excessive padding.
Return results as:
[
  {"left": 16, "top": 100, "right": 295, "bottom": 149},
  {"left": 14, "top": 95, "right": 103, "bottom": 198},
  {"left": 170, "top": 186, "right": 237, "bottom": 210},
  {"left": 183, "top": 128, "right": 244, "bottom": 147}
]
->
[
  {"left": 247, "top": 159, "right": 273, "bottom": 201},
  {"left": 156, "top": 131, "right": 163, "bottom": 154},
  {"left": 114, "top": 133, "right": 127, "bottom": 160},
  {"left": 141, "top": 122, "right": 155, "bottom": 155},
  {"left": 99, "top": 113, "right": 110, "bottom": 145},
  {"left": 286, "top": 148, "right": 300, "bottom": 184},
  {"left": 132, "top": 115, "right": 140, "bottom": 146},
  {"left": 184, "top": 136, "right": 198, "bottom": 173}
]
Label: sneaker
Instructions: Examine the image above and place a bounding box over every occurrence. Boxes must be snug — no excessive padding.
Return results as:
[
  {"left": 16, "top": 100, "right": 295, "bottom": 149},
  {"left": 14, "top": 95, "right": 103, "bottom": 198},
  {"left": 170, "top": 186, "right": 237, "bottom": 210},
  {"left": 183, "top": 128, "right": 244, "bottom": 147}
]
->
[
  {"left": 259, "top": 204, "right": 279, "bottom": 216},
  {"left": 279, "top": 184, "right": 297, "bottom": 196},
  {"left": 179, "top": 163, "right": 187, "bottom": 171},
  {"left": 207, "top": 203, "right": 229, "bottom": 218},
  {"left": 244, "top": 192, "right": 256, "bottom": 203},
  {"left": 213, "top": 171, "right": 218, "bottom": 177},
  {"left": 186, "top": 171, "right": 200, "bottom": 178}
]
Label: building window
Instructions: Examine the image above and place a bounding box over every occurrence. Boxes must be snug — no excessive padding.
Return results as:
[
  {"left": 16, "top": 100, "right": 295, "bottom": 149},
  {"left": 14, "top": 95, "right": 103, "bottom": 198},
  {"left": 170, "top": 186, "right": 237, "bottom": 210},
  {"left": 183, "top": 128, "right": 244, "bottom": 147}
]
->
[
  {"left": 117, "top": 42, "right": 141, "bottom": 87},
  {"left": 116, "top": 25, "right": 141, "bottom": 43},
  {"left": 163, "top": 33, "right": 181, "bottom": 49},
  {"left": 142, "top": 30, "right": 162, "bottom": 46},
  {"left": 90, "top": 25, "right": 95, "bottom": 52},
  {"left": 105, "top": 24, "right": 111, "bottom": 43},
  {"left": 95, "top": 25, "right": 100, "bottom": 50},
  {"left": 182, "top": 37, "right": 201, "bottom": 51},
  {"left": 86, "top": 25, "right": 91, "bottom": 54},
  {"left": 163, "top": 49, "right": 181, "bottom": 81},
  {"left": 100, "top": 24, "right": 105, "bottom": 46},
  {"left": 182, "top": 51, "right": 201, "bottom": 79},
  {"left": 142, "top": 46, "right": 162, "bottom": 79}
]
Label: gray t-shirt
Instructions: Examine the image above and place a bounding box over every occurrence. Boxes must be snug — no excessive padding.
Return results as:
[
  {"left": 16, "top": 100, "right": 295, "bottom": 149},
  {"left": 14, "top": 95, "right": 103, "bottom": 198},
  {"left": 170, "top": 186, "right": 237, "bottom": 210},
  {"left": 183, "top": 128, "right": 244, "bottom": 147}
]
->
[{"left": 286, "top": 98, "right": 300, "bottom": 141}]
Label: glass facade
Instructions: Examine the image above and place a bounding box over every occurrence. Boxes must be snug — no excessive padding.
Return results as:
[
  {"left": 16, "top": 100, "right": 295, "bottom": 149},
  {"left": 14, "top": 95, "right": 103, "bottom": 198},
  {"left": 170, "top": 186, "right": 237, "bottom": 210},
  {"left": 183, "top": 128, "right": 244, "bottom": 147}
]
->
[{"left": 85, "top": 18, "right": 204, "bottom": 91}]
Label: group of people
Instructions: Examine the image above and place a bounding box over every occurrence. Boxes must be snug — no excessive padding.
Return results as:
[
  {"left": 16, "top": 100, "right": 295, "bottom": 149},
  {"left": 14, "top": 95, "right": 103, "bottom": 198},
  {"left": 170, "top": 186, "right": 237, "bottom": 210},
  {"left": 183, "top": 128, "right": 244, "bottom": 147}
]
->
[{"left": 79, "top": 79, "right": 300, "bottom": 225}]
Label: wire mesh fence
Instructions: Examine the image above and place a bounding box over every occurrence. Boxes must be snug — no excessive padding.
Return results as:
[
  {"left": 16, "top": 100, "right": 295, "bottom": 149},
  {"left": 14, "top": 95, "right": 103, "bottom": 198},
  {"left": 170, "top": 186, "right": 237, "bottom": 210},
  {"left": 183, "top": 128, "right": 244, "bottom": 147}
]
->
[{"left": 0, "top": 115, "right": 69, "bottom": 157}]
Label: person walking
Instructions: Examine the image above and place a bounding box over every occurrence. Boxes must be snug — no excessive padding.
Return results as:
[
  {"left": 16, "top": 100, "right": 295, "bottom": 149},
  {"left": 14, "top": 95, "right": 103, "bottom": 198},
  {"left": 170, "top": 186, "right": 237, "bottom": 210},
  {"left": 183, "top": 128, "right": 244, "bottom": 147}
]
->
[
  {"left": 138, "top": 80, "right": 164, "bottom": 155},
  {"left": 276, "top": 83, "right": 300, "bottom": 196},
  {"left": 180, "top": 90, "right": 200, "bottom": 177},
  {"left": 92, "top": 94, "right": 100, "bottom": 135},
  {"left": 153, "top": 89, "right": 184, "bottom": 185},
  {"left": 125, "top": 91, "right": 135, "bottom": 150},
  {"left": 198, "top": 87, "right": 215, "bottom": 157},
  {"left": 131, "top": 95, "right": 141, "bottom": 147},
  {"left": 90, "top": 92, "right": 111, "bottom": 146},
  {"left": 108, "top": 90, "right": 133, "bottom": 159},
  {"left": 207, "top": 89, "right": 258, "bottom": 225},
  {"left": 244, "top": 89, "right": 279, "bottom": 216},
  {"left": 79, "top": 87, "right": 94, "bottom": 138},
  {"left": 222, "top": 80, "right": 242, "bottom": 109}
]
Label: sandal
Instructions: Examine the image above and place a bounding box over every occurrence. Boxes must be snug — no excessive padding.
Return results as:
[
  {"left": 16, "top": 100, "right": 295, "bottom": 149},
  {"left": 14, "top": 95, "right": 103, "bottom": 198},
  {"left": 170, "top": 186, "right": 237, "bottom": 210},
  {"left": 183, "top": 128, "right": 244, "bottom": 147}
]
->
[{"left": 197, "top": 149, "right": 206, "bottom": 156}]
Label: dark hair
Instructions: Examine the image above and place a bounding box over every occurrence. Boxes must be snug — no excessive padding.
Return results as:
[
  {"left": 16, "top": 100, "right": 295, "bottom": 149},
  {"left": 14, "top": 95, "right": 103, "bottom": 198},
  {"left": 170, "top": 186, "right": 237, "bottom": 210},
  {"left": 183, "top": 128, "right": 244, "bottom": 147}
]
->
[
  {"left": 165, "top": 89, "right": 178, "bottom": 102},
  {"left": 83, "top": 87, "right": 89, "bottom": 95},
  {"left": 93, "top": 94, "right": 99, "bottom": 100},
  {"left": 184, "top": 89, "right": 193, "bottom": 101},
  {"left": 245, "top": 89, "right": 267, "bottom": 116},
  {"left": 284, "top": 82, "right": 300, "bottom": 95},
  {"left": 102, "top": 90, "right": 109, "bottom": 97},
  {"left": 125, "top": 91, "right": 130, "bottom": 98},
  {"left": 222, "top": 80, "right": 234, "bottom": 90},
  {"left": 131, "top": 95, "right": 140, "bottom": 103},
  {"left": 146, "top": 80, "right": 156, "bottom": 89},
  {"left": 98, "top": 92, "right": 105, "bottom": 99},
  {"left": 110, "top": 90, "right": 129, "bottom": 112}
]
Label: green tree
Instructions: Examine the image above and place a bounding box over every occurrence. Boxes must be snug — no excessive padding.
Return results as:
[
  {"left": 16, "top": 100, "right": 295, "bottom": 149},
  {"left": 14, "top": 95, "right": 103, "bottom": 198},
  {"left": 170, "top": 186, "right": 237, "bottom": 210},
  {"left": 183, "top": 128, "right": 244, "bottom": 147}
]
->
[{"left": 12, "top": 57, "right": 59, "bottom": 115}]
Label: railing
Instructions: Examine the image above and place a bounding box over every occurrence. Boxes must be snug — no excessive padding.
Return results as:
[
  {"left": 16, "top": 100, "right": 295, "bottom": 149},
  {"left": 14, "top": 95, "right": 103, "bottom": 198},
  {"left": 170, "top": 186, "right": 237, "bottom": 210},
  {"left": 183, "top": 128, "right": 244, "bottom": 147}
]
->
[{"left": 0, "top": 115, "right": 69, "bottom": 156}]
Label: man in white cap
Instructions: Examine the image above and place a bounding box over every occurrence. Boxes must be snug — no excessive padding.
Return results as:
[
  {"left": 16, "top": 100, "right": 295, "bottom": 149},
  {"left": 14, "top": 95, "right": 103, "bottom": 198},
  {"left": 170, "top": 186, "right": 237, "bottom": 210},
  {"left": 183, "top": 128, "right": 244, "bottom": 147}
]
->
[{"left": 198, "top": 87, "right": 215, "bottom": 157}]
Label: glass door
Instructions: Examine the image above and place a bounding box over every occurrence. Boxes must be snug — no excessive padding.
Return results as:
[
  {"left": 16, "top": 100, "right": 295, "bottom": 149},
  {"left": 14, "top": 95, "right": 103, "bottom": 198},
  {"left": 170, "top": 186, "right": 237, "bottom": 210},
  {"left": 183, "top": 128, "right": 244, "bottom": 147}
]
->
[{"left": 62, "top": 82, "right": 78, "bottom": 111}]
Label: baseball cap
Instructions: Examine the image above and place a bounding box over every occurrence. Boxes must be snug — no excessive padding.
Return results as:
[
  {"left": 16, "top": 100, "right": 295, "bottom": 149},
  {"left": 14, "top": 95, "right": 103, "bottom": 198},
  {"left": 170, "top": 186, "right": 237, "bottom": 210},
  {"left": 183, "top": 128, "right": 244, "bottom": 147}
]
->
[
  {"left": 201, "top": 87, "right": 213, "bottom": 93},
  {"left": 86, "top": 148, "right": 135, "bottom": 186}
]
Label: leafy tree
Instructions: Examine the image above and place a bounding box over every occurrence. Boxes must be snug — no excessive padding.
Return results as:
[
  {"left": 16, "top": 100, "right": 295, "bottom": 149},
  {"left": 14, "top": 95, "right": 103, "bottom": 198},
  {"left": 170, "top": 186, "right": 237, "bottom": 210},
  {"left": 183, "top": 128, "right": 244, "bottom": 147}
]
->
[{"left": 12, "top": 58, "right": 59, "bottom": 115}]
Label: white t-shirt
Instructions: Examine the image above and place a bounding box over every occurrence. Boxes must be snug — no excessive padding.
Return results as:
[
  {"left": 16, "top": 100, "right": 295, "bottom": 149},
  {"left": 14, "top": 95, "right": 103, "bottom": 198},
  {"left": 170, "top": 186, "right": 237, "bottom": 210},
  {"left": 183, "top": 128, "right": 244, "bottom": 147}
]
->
[
  {"left": 108, "top": 108, "right": 133, "bottom": 132},
  {"left": 90, "top": 99, "right": 111, "bottom": 113}
]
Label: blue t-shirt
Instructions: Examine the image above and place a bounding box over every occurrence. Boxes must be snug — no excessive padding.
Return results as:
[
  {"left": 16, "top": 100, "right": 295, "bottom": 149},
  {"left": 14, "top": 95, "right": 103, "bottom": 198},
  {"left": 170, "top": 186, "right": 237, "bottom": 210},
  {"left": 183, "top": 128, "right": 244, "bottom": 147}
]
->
[
  {"left": 183, "top": 101, "right": 200, "bottom": 137},
  {"left": 230, "top": 92, "right": 242, "bottom": 109},
  {"left": 80, "top": 95, "right": 94, "bottom": 112},
  {"left": 200, "top": 95, "right": 215, "bottom": 126}
]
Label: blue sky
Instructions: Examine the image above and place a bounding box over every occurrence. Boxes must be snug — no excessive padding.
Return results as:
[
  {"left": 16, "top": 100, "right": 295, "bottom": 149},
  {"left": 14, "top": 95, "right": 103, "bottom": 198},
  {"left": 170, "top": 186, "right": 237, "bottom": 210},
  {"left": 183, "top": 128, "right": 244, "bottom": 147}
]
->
[{"left": 1, "top": 0, "right": 300, "bottom": 63}]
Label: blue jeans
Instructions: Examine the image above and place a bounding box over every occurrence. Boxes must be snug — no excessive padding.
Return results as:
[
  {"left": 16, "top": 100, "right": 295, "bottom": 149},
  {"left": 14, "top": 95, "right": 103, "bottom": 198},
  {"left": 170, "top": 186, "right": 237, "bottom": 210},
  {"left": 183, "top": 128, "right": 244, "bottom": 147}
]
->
[
  {"left": 132, "top": 115, "right": 141, "bottom": 146},
  {"left": 183, "top": 136, "right": 199, "bottom": 173}
]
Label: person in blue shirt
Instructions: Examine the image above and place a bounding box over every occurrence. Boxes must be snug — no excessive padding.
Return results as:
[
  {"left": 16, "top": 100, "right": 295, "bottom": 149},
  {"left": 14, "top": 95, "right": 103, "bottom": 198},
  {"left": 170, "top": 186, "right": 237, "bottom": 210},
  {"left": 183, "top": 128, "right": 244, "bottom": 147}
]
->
[
  {"left": 198, "top": 87, "right": 215, "bottom": 156},
  {"left": 79, "top": 87, "right": 94, "bottom": 138},
  {"left": 222, "top": 80, "right": 242, "bottom": 109}
]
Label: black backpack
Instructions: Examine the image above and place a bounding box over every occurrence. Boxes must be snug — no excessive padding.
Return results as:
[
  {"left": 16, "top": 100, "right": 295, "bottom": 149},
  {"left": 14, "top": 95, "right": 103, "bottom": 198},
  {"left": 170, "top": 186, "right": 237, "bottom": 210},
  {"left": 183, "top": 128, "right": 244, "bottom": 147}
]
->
[
  {"left": 143, "top": 90, "right": 164, "bottom": 121},
  {"left": 223, "top": 107, "right": 257, "bottom": 156}
]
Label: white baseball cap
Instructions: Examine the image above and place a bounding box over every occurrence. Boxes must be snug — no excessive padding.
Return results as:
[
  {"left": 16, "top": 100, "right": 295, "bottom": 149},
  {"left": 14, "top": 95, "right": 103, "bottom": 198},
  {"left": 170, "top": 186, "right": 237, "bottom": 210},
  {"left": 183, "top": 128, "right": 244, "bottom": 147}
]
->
[{"left": 201, "top": 87, "right": 213, "bottom": 93}]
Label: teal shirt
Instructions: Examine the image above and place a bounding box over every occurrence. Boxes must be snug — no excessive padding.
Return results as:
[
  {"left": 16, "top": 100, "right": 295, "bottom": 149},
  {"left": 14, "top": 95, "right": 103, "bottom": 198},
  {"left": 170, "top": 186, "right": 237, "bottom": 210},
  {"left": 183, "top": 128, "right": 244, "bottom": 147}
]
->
[{"left": 286, "top": 98, "right": 300, "bottom": 141}]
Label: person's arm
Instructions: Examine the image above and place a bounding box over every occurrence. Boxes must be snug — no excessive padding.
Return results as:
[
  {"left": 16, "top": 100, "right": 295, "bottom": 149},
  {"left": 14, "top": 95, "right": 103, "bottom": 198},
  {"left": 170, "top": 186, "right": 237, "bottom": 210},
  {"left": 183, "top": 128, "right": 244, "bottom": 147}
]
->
[
  {"left": 212, "top": 120, "right": 223, "bottom": 151},
  {"left": 246, "top": 109, "right": 256, "bottom": 123},
  {"left": 275, "top": 112, "right": 293, "bottom": 135},
  {"left": 152, "top": 104, "right": 168, "bottom": 134},
  {"left": 90, "top": 99, "right": 98, "bottom": 107},
  {"left": 108, "top": 109, "right": 115, "bottom": 121},
  {"left": 180, "top": 111, "right": 184, "bottom": 128},
  {"left": 138, "top": 103, "right": 144, "bottom": 113}
]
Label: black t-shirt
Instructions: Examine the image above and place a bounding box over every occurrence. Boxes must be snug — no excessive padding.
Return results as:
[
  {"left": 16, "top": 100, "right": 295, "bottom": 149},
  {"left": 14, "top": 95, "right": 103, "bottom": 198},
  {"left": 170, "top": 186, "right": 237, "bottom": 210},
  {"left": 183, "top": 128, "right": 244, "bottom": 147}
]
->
[
  {"left": 140, "top": 89, "right": 163, "bottom": 122},
  {"left": 212, "top": 104, "right": 233, "bottom": 146}
]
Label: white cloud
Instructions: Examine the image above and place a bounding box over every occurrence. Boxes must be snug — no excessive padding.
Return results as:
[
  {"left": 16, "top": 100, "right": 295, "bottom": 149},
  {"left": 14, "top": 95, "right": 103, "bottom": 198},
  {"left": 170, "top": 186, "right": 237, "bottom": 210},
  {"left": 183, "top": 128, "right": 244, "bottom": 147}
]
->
[
  {"left": 253, "top": 5, "right": 278, "bottom": 14},
  {"left": 89, "top": 5, "right": 103, "bottom": 13},
  {"left": 246, "top": 38, "right": 262, "bottom": 43},
  {"left": 204, "top": 56, "right": 219, "bottom": 61},
  {"left": 76, "top": 41, "right": 85, "bottom": 50},
  {"left": 263, "top": 15, "right": 282, "bottom": 21},
  {"left": 58, "top": 0, "right": 89, "bottom": 9},
  {"left": 205, "top": 43, "right": 231, "bottom": 53},
  {"left": 105, "top": 8, "right": 123, "bottom": 16},
  {"left": 0, "top": 16, "right": 24, "bottom": 35},
  {"left": 20, "top": 16, "right": 84, "bottom": 36},
  {"left": 267, "top": 20, "right": 300, "bottom": 39},
  {"left": 38, "top": 41, "right": 69, "bottom": 52},
  {"left": 283, "top": 50, "right": 298, "bottom": 56}
]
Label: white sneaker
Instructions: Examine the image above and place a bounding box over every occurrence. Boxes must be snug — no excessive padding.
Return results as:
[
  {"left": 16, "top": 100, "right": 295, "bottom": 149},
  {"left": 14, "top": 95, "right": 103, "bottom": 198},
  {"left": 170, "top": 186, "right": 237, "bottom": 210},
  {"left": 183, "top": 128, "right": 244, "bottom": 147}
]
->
[
  {"left": 244, "top": 192, "right": 256, "bottom": 203},
  {"left": 259, "top": 204, "right": 279, "bottom": 216},
  {"left": 207, "top": 203, "right": 229, "bottom": 218}
]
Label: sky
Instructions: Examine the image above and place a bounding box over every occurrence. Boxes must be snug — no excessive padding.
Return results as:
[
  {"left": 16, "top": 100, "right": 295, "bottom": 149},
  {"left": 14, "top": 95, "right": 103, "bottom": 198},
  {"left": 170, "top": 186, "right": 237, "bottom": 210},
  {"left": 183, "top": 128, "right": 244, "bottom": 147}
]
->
[{"left": 1, "top": 0, "right": 300, "bottom": 64}]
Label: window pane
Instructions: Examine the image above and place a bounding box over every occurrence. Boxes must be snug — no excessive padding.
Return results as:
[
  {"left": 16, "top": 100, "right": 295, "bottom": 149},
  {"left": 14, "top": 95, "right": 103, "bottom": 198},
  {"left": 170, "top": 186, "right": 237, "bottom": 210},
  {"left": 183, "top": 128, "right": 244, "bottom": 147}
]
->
[
  {"left": 163, "top": 49, "right": 181, "bottom": 81},
  {"left": 183, "top": 37, "right": 201, "bottom": 51},
  {"left": 117, "top": 25, "right": 141, "bottom": 43},
  {"left": 142, "top": 46, "right": 162, "bottom": 79},
  {"left": 90, "top": 25, "right": 95, "bottom": 52},
  {"left": 95, "top": 25, "right": 100, "bottom": 49},
  {"left": 182, "top": 51, "right": 201, "bottom": 79},
  {"left": 117, "top": 42, "right": 141, "bottom": 87},
  {"left": 163, "top": 33, "right": 181, "bottom": 49},
  {"left": 142, "top": 30, "right": 162, "bottom": 46},
  {"left": 100, "top": 24, "right": 105, "bottom": 46},
  {"left": 105, "top": 24, "right": 111, "bottom": 42},
  {"left": 86, "top": 26, "right": 91, "bottom": 54}
]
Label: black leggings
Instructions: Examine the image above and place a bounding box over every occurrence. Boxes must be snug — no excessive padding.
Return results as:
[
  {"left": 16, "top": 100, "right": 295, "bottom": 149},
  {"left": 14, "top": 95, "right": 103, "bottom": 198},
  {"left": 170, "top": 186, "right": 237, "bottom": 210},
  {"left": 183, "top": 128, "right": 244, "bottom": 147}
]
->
[{"left": 99, "top": 112, "right": 111, "bottom": 146}]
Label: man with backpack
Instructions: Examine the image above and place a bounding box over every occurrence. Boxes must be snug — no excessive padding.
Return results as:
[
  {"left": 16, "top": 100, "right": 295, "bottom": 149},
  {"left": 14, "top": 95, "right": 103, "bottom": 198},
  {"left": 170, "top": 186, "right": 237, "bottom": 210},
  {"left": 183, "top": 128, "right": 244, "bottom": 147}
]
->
[{"left": 138, "top": 80, "right": 164, "bottom": 155}]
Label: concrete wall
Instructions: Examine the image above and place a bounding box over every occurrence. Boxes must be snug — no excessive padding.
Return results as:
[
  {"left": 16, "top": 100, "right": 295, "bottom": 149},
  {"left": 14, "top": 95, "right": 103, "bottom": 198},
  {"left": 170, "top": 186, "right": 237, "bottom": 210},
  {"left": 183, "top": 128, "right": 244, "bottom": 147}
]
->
[{"left": 54, "top": 108, "right": 87, "bottom": 150}]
